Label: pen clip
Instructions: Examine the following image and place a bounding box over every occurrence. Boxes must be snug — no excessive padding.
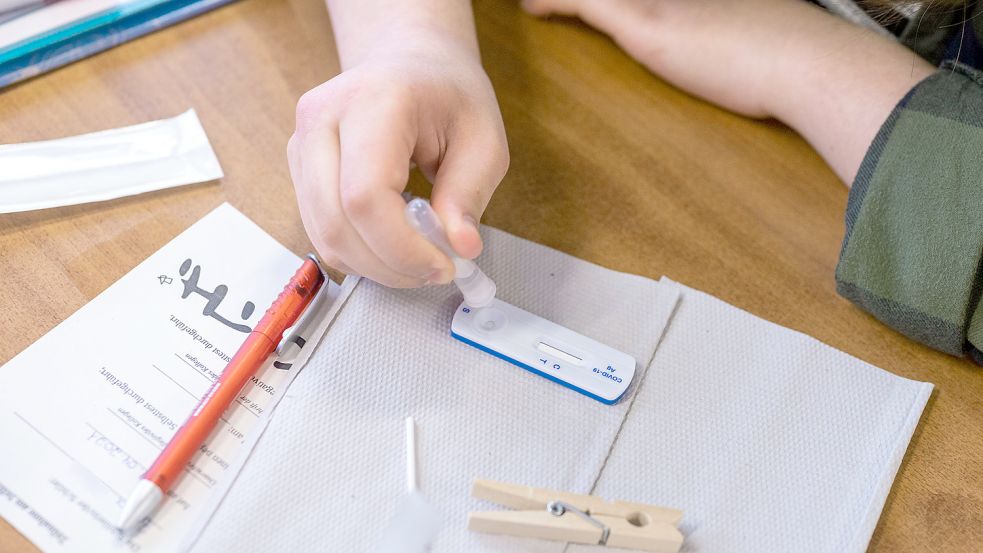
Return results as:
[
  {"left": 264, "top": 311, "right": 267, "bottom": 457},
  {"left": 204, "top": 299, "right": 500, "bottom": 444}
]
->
[{"left": 274, "top": 254, "right": 333, "bottom": 369}]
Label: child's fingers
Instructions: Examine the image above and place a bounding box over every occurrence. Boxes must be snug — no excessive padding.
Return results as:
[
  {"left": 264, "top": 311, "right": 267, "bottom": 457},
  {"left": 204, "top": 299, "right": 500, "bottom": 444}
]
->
[
  {"left": 429, "top": 123, "right": 510, "bottom": 260},
  {"left": 337, "top": 98, "right": 455, "bottom": 284},
  {"left": 288, "top": 121, "right": 427, "bottom": 289},
  {"left": 288, "top": 133, "right": 354, "bottom": 277}
]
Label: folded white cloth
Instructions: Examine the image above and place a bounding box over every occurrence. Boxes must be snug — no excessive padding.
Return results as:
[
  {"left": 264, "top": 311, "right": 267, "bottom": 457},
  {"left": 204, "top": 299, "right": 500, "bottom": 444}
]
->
[
  {"left": 192, "top": 227, "right": 679, "bottom": 552},
  {"left": 192, "top": 230, "right": 931, "bottom": 553},
  {"left": 569, "top": 279, "right": 932, "bottom": 553}
]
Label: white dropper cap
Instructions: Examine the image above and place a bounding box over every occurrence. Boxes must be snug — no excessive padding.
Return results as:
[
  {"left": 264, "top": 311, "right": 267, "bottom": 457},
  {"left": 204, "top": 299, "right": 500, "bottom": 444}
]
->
[{"left": 404, "top": 198, "right": 496, "bottom": 308}]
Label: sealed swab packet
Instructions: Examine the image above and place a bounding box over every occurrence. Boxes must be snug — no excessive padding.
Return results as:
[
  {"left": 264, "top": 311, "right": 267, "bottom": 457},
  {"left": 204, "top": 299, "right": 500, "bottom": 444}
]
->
[
  {"left": 0, "top": 109, "right": 223, "bottom": 214},
  {"left": 404, "top": 198, "right": 637, "bottom": 404}
]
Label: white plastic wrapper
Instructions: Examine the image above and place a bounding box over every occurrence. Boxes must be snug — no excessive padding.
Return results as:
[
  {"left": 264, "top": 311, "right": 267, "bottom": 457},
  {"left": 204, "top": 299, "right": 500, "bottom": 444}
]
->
[{"left": 0, "top": 109, "right": 223, "bottom": 214}]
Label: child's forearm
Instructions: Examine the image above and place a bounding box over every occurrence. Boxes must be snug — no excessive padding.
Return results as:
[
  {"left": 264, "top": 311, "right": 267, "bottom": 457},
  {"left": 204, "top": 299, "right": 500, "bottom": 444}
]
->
[
  {"left": 523, "top": 0, "right": 935, "bottom": 187},
  {"left": 326, "top": 0, "right": 481, "bottom": 69},
  {"left": 761, "top": 1, "right": 935, "bottom": 185}
]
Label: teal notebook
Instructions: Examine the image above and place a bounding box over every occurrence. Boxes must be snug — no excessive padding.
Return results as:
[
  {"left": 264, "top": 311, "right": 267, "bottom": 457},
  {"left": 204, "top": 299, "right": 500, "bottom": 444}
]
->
[{"left": 0, "top": 0, "right": 237, "bottom": 88}]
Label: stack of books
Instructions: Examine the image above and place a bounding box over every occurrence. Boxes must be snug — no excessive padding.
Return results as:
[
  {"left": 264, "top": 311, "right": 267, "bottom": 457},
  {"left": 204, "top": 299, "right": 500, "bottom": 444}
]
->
[{"left": 0, "top": 0, "right": 237, "bottom": 88}]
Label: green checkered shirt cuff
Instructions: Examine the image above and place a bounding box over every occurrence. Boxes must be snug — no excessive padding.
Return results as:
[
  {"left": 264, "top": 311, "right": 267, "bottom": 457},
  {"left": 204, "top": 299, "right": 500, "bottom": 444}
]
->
[{"left": 836, "top": 62, "right": 983, "bottom": 362}]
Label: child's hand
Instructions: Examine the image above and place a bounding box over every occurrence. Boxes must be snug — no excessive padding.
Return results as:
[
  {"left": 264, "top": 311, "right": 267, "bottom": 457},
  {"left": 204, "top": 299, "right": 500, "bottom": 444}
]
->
[
  {"left": 288, "top": 40, "right": 508, "bottom": 288},
  {"left": 523, "top": 0, "right": 933, "bottom": 184}
]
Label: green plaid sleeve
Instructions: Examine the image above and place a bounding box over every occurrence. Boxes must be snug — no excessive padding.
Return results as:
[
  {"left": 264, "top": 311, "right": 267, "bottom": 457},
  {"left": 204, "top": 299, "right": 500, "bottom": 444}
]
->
[{"left": 836, "top": 62, "right": 983, "bottom": 363}]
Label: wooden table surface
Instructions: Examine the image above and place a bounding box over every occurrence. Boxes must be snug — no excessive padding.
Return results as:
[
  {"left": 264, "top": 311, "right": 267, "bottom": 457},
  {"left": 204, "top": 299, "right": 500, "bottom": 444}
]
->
[{"left": 1, "top": 0, "right": 980, "bottom": 551}]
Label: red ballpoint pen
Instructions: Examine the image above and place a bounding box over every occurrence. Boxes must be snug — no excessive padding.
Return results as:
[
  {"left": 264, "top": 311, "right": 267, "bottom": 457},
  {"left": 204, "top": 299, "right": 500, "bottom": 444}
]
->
[{"left": 117, "top": 258, "right": 323, "bottom": 530}]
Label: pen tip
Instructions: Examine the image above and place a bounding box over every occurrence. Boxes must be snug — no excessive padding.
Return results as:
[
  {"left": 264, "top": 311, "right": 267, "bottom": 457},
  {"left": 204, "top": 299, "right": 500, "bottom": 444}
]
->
[{"left": 117, "top": 480, "right": 163, "bottom": 531}]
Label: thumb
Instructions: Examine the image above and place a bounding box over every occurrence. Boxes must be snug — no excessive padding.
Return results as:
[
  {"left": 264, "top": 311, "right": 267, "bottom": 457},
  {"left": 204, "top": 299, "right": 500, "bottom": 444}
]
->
[{"left": 429, "top": 135, "right": 509, "bottom": 260}]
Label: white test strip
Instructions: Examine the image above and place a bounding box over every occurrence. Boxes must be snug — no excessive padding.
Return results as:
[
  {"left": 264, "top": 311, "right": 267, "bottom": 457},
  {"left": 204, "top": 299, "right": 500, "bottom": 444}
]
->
[{"left": 537, "top": 342, "right": 584, "bottom": 366}]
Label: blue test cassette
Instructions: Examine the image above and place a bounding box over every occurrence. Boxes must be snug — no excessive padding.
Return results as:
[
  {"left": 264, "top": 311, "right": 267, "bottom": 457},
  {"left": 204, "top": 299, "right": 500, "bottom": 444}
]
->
[{"left": 450, "top": 299, "right": 636, "bottom": 404}]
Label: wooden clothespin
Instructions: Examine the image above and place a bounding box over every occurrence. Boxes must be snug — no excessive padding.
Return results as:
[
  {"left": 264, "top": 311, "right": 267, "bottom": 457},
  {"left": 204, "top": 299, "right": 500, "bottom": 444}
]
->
[{"left": 467, "top": 480, "right": 684, "bottom": 552}]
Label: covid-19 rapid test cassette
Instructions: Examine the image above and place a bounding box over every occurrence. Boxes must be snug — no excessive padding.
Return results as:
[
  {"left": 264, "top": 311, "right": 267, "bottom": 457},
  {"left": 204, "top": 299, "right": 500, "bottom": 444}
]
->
[
  {"left": 405, "top": 198, "right": 637, "bottom": 404},
  {"left": 450, "top": 300, "right": 636, "bottom": 404}
]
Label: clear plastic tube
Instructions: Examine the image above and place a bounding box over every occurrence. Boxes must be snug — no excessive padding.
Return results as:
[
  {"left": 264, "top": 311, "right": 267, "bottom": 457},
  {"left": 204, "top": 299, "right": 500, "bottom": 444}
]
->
[{"left": 405, "top": 198, "right": 496, "bottom": 308}]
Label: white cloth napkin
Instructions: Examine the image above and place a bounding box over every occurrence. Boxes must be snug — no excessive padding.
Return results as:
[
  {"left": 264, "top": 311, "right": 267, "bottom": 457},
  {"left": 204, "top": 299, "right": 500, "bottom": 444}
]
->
[
  {"left": 191, "top": 227, "right": 679, "bottom": 553},
  {"left": 568, "top": 279, "right": 932, "bottom": 553},
  {"left": 191, "top": 229, "right": 930, "bottom": 553}
]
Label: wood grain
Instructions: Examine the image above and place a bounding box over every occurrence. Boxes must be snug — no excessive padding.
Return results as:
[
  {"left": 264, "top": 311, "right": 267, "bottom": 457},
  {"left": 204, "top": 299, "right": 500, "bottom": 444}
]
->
[{"left": 0, "top": 0, "right": 980, "bottom": 551}]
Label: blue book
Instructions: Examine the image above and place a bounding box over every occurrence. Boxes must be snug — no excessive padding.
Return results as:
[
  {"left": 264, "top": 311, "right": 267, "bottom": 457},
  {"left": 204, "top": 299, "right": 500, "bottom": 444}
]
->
[{"left": 0, "top": 0, "right": 238, "bottom": 88}]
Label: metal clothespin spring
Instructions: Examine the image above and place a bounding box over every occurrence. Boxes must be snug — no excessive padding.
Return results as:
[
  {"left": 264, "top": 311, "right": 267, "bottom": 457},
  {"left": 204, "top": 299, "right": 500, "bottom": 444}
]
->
[{"left": 546, "top": 500, "right": 610, "bottom": 545}]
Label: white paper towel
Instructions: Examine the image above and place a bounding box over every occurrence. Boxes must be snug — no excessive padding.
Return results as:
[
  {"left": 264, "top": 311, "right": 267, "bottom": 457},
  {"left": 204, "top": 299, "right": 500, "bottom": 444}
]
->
[
  {"left": 191, "top": 227, "right": 680, "bottom": 553},
  {"left": 568, "top": 278, "right": 932, "bottom": 553}
]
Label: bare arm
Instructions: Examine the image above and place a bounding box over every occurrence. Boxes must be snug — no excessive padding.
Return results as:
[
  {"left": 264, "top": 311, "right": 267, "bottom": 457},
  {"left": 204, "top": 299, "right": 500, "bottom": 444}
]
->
[
  {"left": 524, "top": 0, "right": 934, "bottom": 185},
  {"left": 327, "top": 0, "right": 481, "bottom": 69},
  {"left": 759, "top": 1, "right": 934, "bottom": 184}
]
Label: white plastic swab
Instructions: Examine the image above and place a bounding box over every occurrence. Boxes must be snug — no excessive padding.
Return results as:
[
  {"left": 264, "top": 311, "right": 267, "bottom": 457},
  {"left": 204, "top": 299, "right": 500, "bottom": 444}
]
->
[
  {"left": 373, "top": 417, "right": 442, "bottom": 553},
  {"left": 406, "top": 416, "right": 418, "bottom": 493}
]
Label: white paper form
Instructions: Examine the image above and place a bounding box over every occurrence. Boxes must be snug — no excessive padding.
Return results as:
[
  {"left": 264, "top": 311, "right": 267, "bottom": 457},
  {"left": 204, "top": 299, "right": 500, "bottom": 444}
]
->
[{"left": 0, "top": 203, "right": 319, "bottom": 553}]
